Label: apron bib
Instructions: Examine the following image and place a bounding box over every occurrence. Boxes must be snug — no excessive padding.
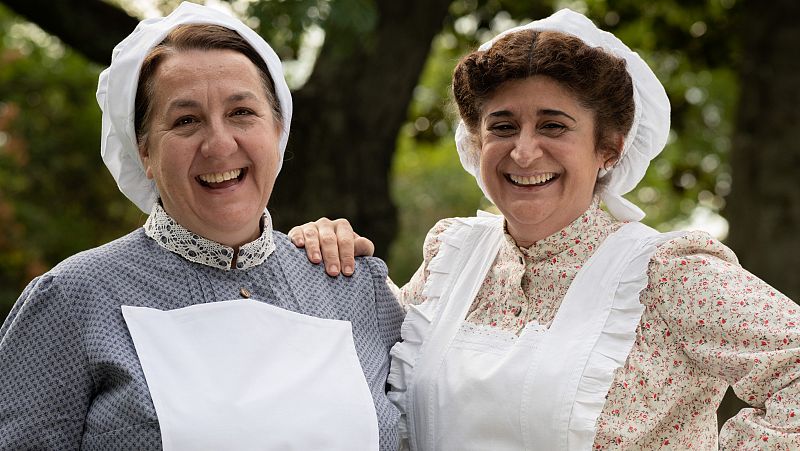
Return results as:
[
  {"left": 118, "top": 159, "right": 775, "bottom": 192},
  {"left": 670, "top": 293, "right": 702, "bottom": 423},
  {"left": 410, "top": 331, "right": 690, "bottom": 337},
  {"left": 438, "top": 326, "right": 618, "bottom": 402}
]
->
[
  {"left": 122, "top": 299, "right": 379, "bottom": 451},
  {"left": 394, "top": 216, "right": 682, "bottom": 450}
]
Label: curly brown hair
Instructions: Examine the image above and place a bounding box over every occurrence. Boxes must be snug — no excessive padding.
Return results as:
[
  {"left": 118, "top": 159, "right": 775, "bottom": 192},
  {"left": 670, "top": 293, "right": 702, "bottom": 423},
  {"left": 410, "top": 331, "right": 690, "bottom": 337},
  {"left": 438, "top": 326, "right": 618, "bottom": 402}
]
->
[
  {"left": 134, "top": 24, "right": 282, "bottom": 145},
  {"left": 452, "top": 29, "right": 634, "bottom": 160}
]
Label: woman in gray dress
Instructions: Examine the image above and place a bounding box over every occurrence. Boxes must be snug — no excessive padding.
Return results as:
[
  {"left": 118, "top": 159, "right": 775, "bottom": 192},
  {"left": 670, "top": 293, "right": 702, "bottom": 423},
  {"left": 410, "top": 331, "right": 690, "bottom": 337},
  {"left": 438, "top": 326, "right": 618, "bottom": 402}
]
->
[{"left": 0, "top": 3, "right": 402, "bottom": 450}]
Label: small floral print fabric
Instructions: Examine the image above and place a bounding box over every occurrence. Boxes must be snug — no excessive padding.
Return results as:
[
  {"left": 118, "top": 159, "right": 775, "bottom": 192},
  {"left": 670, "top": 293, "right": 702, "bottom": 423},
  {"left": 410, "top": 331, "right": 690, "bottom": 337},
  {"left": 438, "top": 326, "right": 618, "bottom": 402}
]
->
[
  {"left": 397, "top": 199, "right": 800, "bottom": 449},
  {"left": 144, "top": 203, "right": 275, "bottom": 270}
]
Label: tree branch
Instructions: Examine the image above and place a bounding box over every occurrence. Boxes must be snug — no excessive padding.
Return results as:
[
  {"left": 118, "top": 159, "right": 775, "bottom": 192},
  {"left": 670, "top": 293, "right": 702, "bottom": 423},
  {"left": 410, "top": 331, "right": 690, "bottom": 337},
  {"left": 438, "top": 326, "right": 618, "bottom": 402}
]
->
[{"left": 1, "top": 0, "right": 138, "bottom": 64}]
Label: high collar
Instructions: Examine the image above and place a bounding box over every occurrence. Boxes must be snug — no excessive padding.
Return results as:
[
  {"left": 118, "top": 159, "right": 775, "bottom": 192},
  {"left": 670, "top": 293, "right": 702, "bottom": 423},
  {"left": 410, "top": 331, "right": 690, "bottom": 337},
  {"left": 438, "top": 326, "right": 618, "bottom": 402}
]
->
[
  {"left": 503, "top": 197, "right": 615, "bottom": 263},
  {"left": 143, "top": 203, "right": 275, "bottom": 270}
]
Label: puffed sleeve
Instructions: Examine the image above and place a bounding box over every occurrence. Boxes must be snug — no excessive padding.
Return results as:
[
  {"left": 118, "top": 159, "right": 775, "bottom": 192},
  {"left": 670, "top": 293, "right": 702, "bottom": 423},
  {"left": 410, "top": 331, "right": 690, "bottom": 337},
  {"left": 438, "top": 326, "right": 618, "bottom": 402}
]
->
[
  {"left": 395, "top": 218, "right": 457, "bottom": 308},
  {"left": 363, "top": 257, "right": 405, "bottom": 352},
  {"left": 0, "top": 274, "right": 94, "bottom": 449},
  {"left": 642, "top": 231, "right": 800, "bottom": 448}
]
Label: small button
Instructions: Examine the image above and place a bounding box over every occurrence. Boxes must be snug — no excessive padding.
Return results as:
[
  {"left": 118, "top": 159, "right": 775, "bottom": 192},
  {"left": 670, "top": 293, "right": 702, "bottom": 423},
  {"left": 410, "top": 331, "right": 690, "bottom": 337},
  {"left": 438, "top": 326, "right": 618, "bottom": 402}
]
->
[{"left": 239, "top": 287, "right": 252, "bottom": 298}]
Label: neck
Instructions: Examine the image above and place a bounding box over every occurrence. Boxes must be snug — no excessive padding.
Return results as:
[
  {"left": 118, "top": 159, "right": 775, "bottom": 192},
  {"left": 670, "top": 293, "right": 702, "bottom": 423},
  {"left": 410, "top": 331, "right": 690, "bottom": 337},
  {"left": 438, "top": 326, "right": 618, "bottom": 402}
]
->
[
  {"left": 506, "top": 222, "right": 566, "bottom": 248},
  {"left": 506, "top": 201, "right": 595, "bottom": 248}
]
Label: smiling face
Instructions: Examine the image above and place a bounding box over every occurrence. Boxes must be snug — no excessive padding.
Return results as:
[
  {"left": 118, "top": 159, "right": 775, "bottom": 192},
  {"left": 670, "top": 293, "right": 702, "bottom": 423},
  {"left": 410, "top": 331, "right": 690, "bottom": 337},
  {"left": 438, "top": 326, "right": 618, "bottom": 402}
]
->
[
  {"left": 480, "top": 75, "right": 616, "bottom": 246},
  {"left": 139, "top": 49, "right": 282, "bottom": 248}
]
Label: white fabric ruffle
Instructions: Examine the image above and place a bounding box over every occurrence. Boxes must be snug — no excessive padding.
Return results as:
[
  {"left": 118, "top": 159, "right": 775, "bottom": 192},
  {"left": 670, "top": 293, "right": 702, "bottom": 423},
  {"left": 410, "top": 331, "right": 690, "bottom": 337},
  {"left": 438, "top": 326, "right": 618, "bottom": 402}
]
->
[
  {"left": 567, "top": 231, "right": 665, "bottom": 446},
  {"left": 387, "top": 218, "right": 471, "bottom": 441}
]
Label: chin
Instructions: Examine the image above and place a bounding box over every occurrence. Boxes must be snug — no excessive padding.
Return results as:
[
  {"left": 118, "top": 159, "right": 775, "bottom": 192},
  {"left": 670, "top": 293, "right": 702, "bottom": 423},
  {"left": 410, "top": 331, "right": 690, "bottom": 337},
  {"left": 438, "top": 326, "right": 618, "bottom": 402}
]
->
[
  {"left": 500, "top": 201, "right": 554, "bottom": 224},
  {"left": 199, "top": 205, "right": 261, "bottom": 230}
]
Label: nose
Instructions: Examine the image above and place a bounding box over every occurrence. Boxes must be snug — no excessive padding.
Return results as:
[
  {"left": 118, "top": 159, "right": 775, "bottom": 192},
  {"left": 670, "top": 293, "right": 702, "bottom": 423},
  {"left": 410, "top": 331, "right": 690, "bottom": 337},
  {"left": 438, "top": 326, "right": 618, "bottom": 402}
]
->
[
  {"left": 509, "top": 129, "right": 543, "bottom": 168},
  {"left": 200, "top": 119, "right": 237, "bottom": 159}
]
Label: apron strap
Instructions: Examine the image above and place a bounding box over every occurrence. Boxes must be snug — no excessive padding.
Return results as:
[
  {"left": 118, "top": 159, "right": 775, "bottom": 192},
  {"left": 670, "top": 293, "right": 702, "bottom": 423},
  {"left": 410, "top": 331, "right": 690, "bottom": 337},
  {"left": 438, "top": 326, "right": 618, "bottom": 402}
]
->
[
  {"left": 523, "top": 222, "right": 683, "bottom": 449},
  {"left": 408, "top": 215, "right": 505, "bottom": 450}
]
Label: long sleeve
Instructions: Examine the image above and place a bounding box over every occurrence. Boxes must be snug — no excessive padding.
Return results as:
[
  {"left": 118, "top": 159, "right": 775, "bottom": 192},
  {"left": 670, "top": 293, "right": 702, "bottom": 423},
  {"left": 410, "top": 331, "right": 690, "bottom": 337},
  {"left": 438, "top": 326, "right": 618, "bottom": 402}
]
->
[
  {"left": 0, "top": 274, "right": 94, "bottom": 450},
  {"left": 643, "top": 232, "right": 800, "bottom": 448},
  {"left": 364, "top": 256, "right": 405, "bottom": 352}
]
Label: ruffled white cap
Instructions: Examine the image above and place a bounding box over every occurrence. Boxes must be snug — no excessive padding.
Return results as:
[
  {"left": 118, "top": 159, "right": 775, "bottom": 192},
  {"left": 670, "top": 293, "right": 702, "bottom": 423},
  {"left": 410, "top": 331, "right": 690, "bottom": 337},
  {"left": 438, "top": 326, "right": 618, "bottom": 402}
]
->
[
  {"left": 96, "top": 1, "right": 293, "bottom": 213},
  {"left": 454, "top": 8, "right": 670, "bottom": 221}
]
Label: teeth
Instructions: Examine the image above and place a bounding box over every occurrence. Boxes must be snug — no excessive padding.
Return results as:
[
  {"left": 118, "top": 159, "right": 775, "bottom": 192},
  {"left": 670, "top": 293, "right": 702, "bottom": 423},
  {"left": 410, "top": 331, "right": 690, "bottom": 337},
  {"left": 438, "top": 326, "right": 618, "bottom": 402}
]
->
[
  {"left": 509, "top": 173, "right": 557, "bottom": 186},
  {"left": 198, "top": 169, "right": 242, "bottom": 184}
]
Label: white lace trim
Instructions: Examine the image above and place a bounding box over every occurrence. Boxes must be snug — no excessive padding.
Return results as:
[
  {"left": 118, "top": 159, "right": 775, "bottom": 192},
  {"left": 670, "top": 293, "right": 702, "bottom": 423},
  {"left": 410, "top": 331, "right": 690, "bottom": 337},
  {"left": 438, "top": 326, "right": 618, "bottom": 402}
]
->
[
  {"left": 143, "top": 203, "right": 275, "bottom": 270},
  {"left": 453, "top": 321, "right": 546, "bottom": 351}
]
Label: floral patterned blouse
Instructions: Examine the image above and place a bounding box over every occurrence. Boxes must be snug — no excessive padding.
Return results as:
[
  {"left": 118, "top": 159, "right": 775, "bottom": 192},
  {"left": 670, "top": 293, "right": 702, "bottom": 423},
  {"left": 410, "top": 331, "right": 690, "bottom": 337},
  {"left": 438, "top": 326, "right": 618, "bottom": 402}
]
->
[{"left": 396, "top": 201, "right": 800, "bottom": 449}]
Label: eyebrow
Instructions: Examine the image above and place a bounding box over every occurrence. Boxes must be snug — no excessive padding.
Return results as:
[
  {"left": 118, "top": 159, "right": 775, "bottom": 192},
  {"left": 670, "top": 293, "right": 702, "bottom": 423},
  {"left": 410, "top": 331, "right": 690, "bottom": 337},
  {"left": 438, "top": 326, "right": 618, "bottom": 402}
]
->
[
  {"left": 485, "top": 108, "right": 577, "bottom": 122},
  {"left": 165, "top": 91, "right": 261, "bottom": 114},
  {"left": 166, "top": 99, "right": 200, "bottom": 113},
  {"left": 226, "top": 91, "right": 260, "bottom": 102}
]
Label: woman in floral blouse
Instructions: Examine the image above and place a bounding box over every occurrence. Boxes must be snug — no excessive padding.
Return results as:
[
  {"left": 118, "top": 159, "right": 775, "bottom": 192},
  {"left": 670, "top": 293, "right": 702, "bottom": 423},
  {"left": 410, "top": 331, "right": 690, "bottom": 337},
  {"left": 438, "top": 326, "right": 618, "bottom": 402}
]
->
[{"left": 293, "top": 8, "right": 800, "bottom": 450}]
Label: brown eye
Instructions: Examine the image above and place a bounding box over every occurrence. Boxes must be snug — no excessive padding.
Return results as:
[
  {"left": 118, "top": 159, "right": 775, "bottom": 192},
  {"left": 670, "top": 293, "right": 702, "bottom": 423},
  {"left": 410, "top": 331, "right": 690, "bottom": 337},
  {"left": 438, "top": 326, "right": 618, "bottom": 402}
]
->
[
  {"left": 174, "top": 116, "right": 197, "bottom": 127},
  {"left": 540, "top": 122, "right": 567, "bottom": 136},
  {"left": 488, "top": 122, "right": 517, "bottom": 136}
]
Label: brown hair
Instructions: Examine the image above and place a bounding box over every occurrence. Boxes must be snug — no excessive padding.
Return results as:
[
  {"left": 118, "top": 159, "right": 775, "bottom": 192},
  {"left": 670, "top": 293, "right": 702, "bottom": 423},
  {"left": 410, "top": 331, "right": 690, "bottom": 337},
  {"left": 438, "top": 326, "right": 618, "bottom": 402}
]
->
[
  {"left": 452, "top": 29, "right": 634, "bottom": 160},
  {"left": 134, "top": 24, "right": 282, "bottom": 144}
]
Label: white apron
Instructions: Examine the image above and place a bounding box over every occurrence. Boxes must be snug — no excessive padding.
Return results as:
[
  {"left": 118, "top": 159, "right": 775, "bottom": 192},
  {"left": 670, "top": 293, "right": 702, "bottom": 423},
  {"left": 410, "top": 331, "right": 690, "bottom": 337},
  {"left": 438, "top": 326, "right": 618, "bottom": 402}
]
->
[
  {"left": 122, "top": 299, "right": 379, "bottom": 451},
  {"left": 389, "top": 215, "right": 683, "bottom": 450}
]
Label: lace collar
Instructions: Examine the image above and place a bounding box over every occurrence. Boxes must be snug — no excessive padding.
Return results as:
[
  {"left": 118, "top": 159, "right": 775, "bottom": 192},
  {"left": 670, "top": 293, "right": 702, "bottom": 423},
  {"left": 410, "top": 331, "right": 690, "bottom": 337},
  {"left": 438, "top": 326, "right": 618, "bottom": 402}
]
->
[
  {"left": 143, "top": 203, "right": 275, "bottom": 270},
  {"left": 503, "top": 197, "right": 615, "bottom": 263}
]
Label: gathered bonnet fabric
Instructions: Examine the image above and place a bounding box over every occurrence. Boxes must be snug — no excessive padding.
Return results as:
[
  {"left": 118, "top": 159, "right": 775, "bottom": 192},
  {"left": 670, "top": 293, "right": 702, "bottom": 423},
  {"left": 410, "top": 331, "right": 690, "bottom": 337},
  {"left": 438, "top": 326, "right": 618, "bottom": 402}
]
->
[
  {"left": 454, "top": 8, "right": 670, "bottom": 221},
  {"left": 96, "top": 1, "right": 293, "bottom": 213}
]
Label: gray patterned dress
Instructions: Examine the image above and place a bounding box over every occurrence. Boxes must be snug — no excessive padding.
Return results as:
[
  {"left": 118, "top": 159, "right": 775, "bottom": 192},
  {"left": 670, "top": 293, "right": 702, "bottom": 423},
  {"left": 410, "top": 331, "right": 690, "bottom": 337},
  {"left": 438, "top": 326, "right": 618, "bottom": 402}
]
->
[{"left": 0, "top": 206, "right": 403, "bottom": 450}]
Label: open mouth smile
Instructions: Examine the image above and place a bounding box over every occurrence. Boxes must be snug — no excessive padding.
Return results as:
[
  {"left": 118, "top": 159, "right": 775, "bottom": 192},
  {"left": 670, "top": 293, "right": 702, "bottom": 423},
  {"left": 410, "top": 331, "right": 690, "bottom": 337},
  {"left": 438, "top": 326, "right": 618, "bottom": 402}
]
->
[
  {"left": 196, "top": 168, "right": 247, "bottom": 188},
  {"left": 506, "top": 172, "right": 559, "bottom": 187}
]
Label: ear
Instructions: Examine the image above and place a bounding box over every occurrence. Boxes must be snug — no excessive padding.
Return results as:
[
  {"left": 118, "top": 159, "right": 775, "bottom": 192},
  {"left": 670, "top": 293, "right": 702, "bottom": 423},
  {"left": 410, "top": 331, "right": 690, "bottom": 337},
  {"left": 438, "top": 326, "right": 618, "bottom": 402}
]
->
[
  {"left": 600, "top": 133, "right": 625, "bottom": 169},
  {"left": 138, "top": 142, "right": 154, "bottom": 180}
]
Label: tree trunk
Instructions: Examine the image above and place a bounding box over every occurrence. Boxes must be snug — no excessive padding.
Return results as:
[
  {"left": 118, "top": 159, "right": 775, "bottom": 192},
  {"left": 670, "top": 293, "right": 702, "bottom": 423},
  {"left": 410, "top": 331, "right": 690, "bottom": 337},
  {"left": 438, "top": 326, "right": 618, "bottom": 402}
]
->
[
  {"left": 720, "top": 0, "right": 800, "bottom": 426},
  {"left": 727, "top": 0, "right": 800, "bottom": 307},
  {"left": 270, "top": 0, "right": 452, "bottom": 256}
]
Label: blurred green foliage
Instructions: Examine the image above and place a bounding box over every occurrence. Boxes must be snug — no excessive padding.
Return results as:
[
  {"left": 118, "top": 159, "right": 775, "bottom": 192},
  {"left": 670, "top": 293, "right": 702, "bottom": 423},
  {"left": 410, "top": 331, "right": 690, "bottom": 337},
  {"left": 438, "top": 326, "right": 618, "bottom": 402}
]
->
[
  {"left": 1, "top": 0, "right": 742, "bottom": 317},
  {"left": 0, "top": 5, "right": 144, "bottom": 315}
]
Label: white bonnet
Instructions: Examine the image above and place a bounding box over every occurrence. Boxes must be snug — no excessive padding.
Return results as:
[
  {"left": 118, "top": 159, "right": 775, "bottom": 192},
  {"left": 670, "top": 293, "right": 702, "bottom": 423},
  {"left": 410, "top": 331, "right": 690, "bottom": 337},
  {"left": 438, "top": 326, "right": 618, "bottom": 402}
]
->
[
  {"left": 454, "top": 8, "right": 670, "bottom": 221},
  {"left": 96, "top": 1, "right": 293, "bottom": 213}
]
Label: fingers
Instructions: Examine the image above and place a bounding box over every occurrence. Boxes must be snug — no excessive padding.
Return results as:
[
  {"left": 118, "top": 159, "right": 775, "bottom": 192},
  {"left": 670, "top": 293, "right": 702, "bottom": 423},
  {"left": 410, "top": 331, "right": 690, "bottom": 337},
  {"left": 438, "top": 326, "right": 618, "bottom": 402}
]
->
[
  {"left": 302, "top": 223, "right": 324, "bottom": 264},
  {"left": 288, "top": 226, "right": 305, "bottom": 247},
  {"left": 354, "top": 234, "right": 375, "bottom": 258},
  {"left": 288, "top": 220, "right": 328, "bottom": 264},
  {"left": 288, "top": 217, "right": 363, "bottom": 277},
  {"left": 333, "top": 220, "right": 357, "bottom": 277},
  {"left": 318, "top": 219, "right": 344, "bottom": 276}
]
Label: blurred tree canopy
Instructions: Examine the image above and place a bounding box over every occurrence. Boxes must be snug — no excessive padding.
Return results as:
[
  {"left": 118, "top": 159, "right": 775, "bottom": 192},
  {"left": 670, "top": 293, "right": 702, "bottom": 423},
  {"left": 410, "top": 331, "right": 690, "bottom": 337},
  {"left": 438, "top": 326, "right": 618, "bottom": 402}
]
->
[{"left": 1, "top": 0, "right": 798, "bottom": 325}]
